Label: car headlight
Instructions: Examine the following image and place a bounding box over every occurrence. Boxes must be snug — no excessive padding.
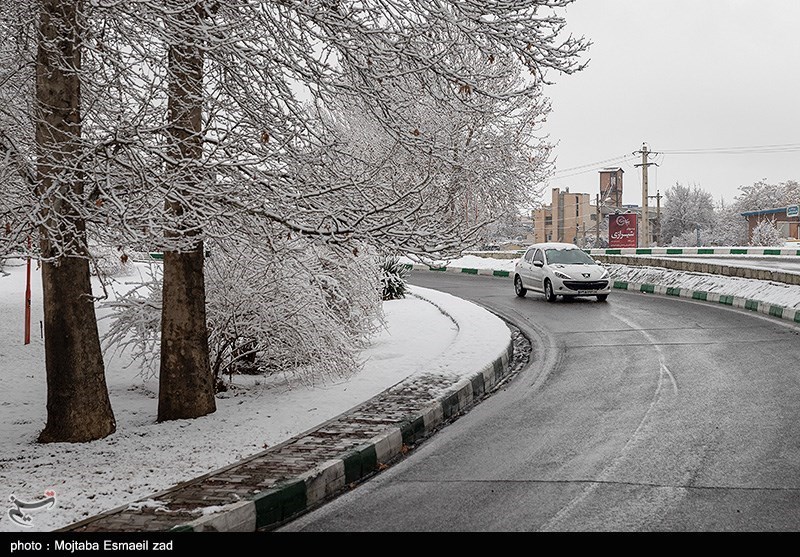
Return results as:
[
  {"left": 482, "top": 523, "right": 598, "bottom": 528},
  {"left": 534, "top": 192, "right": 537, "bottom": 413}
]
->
[
  {"left": 553, "top": 270, "right": 572, "bottom": 280},
  {"left": 600, "top": 269, "right": 609, "bottom": 279}
]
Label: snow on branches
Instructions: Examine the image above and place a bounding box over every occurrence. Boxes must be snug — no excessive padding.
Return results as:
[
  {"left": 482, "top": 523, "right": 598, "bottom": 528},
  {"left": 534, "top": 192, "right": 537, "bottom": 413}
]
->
[{"left": 0, "top": 0, "right": 588, "bottom": 430}]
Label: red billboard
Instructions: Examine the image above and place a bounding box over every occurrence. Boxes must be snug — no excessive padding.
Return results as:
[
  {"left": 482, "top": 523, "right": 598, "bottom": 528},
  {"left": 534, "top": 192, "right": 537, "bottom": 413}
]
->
[{"left": 608, "top": 213, "right": 638, "bottom": 248}]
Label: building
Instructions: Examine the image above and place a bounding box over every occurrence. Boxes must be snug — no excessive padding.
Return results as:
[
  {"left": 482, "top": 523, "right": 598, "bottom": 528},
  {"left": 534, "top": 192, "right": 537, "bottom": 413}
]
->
[
  {"left": 528, "top": 166, "right": 662, "bottom": 247},
  {"left": 741, "top": 205, "right": 800, "bottom": 241},
  {"left": 530, "top": 187, "right": 596, "bottom": 244},
  {"left": 599, "top": 167, "right": 624, "bottom": 208}
]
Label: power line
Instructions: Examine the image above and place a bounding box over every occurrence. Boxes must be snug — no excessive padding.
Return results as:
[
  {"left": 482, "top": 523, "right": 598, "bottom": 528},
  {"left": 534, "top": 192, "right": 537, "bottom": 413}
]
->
[
  {"left": 550, "top": 154, "right": 637, "bottom": 178},
  {"left": 550, "top": 142, "right": 799, "bottom": 182},
  {"left": 660, "top": 142, "right": 800, "bottom": 155}
]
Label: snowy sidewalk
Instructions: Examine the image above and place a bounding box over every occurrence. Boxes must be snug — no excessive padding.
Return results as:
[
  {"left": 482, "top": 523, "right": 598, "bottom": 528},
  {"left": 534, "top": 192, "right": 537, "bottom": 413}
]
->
[{"left": 36, "top": 286, "right": 520, "bottom": 533}]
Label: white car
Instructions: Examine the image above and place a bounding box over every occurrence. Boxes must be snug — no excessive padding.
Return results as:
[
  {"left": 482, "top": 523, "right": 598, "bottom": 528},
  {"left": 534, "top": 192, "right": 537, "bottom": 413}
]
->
[{"left": 513, "top": 242, "right": 611, "bottom": 302}]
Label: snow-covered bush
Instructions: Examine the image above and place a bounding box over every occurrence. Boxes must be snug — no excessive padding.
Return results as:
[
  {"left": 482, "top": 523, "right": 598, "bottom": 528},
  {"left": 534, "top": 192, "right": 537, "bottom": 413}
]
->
[
  {"left": 101, "top": 266, "right": 163, "bottom": 374},
  {"left": 89, "top": 243, "right": 135, "bottom": 280},
  {"left": 101, "top": 233, "right": 385, "bottom": 389},
  {"left": 669, "top": 229, "right": 707, "bottom": 247},
  {"left": 749, "top": 219, "right": 782, "bottom": 246},
  {"left": 380, "top": 255, "right": 409, "bottom": 301},
  {"left": 578, "top": 236, "right": 608, "bottom": 249}
]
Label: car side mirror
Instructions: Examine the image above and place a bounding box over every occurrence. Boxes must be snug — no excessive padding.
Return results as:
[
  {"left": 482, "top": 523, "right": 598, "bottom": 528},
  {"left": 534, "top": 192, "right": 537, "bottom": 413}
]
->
[{"left": 533, "top": 261, "right": 544, "bottom": 268}]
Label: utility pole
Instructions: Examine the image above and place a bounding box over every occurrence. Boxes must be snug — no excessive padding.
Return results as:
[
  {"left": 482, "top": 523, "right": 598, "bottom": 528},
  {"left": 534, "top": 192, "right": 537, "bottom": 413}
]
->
[
  {"left": 648, "top": 190, "right": 662, "bottom": 245},
  {"left": 595, "top": 193, "right": 601, "bottom": 244},
  {"left": 634, "top": 143, "right": 659, "bottom": 247}
]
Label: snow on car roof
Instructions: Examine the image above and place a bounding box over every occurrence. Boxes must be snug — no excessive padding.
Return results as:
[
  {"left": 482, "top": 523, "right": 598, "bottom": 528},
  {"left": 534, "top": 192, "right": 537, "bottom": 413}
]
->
[{"left": 528, "top": 242, "right": 581, "bottom": 250}]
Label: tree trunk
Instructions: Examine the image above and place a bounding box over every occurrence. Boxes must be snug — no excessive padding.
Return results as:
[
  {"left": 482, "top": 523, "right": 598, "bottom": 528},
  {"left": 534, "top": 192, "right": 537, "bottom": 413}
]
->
[
  {"left": 36, "top": 0, "right": 116, "bottom": 443},
  {"left": 158, "top": 1, "right": 216, "bottom": 421}
]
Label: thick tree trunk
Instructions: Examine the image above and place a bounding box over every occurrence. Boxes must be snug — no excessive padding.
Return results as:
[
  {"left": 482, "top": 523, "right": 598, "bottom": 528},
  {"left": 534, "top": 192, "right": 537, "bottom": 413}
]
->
[
  {"left": 157, "top": 1, "right": 216, "bottom": 421},
  {"left": 36, "top": 0, "right": 116, "bottom": 442},
  {"left": 158, "top": 249, "right": 216, "bottom": 420}
]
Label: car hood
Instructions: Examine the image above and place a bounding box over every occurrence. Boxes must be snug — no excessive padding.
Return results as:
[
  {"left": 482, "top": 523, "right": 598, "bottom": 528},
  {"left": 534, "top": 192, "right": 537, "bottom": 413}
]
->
[{"left": 551, "top": 264, "right": 607, "bottom": 279}]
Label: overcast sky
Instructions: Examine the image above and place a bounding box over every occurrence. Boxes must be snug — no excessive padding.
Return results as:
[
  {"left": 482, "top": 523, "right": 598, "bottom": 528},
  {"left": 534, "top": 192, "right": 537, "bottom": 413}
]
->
[{"left": 539, "top": 0, "right": 800, "bottom": 208}]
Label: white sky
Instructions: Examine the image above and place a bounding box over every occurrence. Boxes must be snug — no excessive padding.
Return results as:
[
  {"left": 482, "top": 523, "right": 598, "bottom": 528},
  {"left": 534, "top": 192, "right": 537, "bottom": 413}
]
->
[{"left": 540, "top": 0, "right": 800, "bottom": 207}]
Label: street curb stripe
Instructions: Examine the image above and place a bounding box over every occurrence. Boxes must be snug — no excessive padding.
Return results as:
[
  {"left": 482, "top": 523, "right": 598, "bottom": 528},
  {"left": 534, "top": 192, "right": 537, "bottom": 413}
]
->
[
  {"left": 588, "top": 247, "right": 800, "bottom": 256},
  {"left": 253, "top": 480, "right": 307, "bottom": 529},
  {"left": 613, "top": 281, "right": 800, "bottom": 326}
]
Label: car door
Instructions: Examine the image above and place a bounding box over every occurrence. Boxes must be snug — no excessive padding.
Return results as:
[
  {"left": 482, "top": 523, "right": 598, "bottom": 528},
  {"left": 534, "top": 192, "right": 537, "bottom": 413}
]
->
[
  {"left": 517, "top": 247, "right": 536, "bottom": 287},
  {"left": 530, "top": 248, "right": 545, "bottom": 291}
]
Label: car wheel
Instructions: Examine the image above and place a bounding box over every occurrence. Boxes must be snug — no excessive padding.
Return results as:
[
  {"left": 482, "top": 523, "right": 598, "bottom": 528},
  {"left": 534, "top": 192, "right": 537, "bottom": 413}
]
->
[
  {"left": 514, "top": 275, "right": 527, "bottom": 298},
  {"left": 596, "top": 294, "right": 608, "bottom": 302},
  {"left": 544, "top": 279, "right": 557, "bottom": 303}
]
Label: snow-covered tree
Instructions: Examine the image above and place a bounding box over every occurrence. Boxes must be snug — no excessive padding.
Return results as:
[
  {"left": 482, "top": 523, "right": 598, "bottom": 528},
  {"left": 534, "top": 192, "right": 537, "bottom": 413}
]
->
[
  {"left": 733, "top": 179, "right": 800, "bottom": 212},
  {"left": 579, "top": 235, "right": 608, "bottom": 249},
  {"left": 710, "top": 198, "right": 748, "bottom": 246},
  {"left": 1, "top": 0, "right": 590, "bottom": 436},
  {"left": 749, "top": 219, "right": 782, "bottom": 246},
  {"left": 659, "top": 183, "right": 715, "bottom": 245},
  {"left": 0, "top": 0, "right": 117, "bottom": 442},
  {"left": 103, "top": 234, "right": 384, "bottom": 390},
  {"left": 669, "top": 229, "right": 706, "bottom": 247}
]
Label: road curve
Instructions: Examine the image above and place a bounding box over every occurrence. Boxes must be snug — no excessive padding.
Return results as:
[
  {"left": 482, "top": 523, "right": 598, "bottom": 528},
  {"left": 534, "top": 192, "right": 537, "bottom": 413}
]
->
[{"left": 279, "top": 272, "right": 800, "bottom": 532}]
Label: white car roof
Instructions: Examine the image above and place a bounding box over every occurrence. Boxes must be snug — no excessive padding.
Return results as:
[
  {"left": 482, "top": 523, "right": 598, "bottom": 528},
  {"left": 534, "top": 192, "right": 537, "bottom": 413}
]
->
[{"left": 527, "top": 242, "right": 581, "bottom": 251}]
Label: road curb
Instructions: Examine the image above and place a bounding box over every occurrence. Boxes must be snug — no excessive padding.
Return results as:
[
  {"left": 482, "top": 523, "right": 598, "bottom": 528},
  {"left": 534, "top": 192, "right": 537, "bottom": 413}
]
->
[
  {"left": 612, "top": 280, "right": 800, "bottom": 324},
  {"left": 404, "top": 263, "right": 511, "bottom": 278},
  {"left": 589, "top": 247, "right": 800, "bottom": 257}
]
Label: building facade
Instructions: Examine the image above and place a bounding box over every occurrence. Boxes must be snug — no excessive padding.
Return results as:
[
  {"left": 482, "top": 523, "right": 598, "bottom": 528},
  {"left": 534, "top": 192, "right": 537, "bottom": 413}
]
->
[
  {"left": 530, "top": 187, "right": 596, "bottom": 244},
  {"left": 741, "top": 206, "right": 800, "bottom": 241}
]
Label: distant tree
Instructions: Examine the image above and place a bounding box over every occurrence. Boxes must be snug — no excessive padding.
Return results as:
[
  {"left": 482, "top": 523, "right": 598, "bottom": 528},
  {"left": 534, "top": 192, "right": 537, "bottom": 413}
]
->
[
  {"left": 659, "top": 183, "right": 715, "bottom": 245},
  {"left": 733, "top": 179, "right": 800, "bottom": 212},
  {"left": 709, "top": 198, "right": 748, "bottom": 246},
  {"left": 578, "top": 235, "right": 607, "bottom": 249},
  {"left": 749, "top": 219, "right": 782, "bottom": 246}
]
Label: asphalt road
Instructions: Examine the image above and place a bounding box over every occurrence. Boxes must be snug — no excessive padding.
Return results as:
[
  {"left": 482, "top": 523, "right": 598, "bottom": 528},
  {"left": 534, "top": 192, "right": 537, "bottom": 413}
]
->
[{"left": 279, "top": 272, "right": 800, "bottom": 532}]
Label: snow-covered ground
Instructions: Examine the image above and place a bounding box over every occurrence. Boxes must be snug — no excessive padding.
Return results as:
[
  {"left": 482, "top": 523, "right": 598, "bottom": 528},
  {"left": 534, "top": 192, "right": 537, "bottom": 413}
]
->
[
  {"left": 0, "top": 259, "right": 509, "bottom": 532},
  {"left": 3, "top": 250, "right": 800, "bottom": 532}
]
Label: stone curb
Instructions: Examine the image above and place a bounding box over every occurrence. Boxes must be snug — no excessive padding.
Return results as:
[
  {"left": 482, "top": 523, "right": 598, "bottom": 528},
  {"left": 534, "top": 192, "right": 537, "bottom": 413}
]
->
[
  {"left": 589, "top": 247, "right": 800, "bottom": 257},
  {"left": 593, "top": 255, "right": 800, "bottom": 286},
  {"left": 611, "top": 280, "right": 800, "bottom": 325},
  {"left": 462, "top": 247, "right": 800, "bottom": 260}
]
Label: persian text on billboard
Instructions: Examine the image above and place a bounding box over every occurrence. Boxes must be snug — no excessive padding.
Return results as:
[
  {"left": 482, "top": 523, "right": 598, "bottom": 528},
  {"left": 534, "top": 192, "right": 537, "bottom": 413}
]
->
[{"left": 609, "top": 213, "right": 637, "bottom": 248}]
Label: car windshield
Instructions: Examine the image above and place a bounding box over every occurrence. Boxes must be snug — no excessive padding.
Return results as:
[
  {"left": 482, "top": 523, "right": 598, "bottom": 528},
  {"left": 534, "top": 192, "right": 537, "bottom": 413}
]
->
[{"left": 545, "top": 248, "right": 596, "bottom": 265}]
